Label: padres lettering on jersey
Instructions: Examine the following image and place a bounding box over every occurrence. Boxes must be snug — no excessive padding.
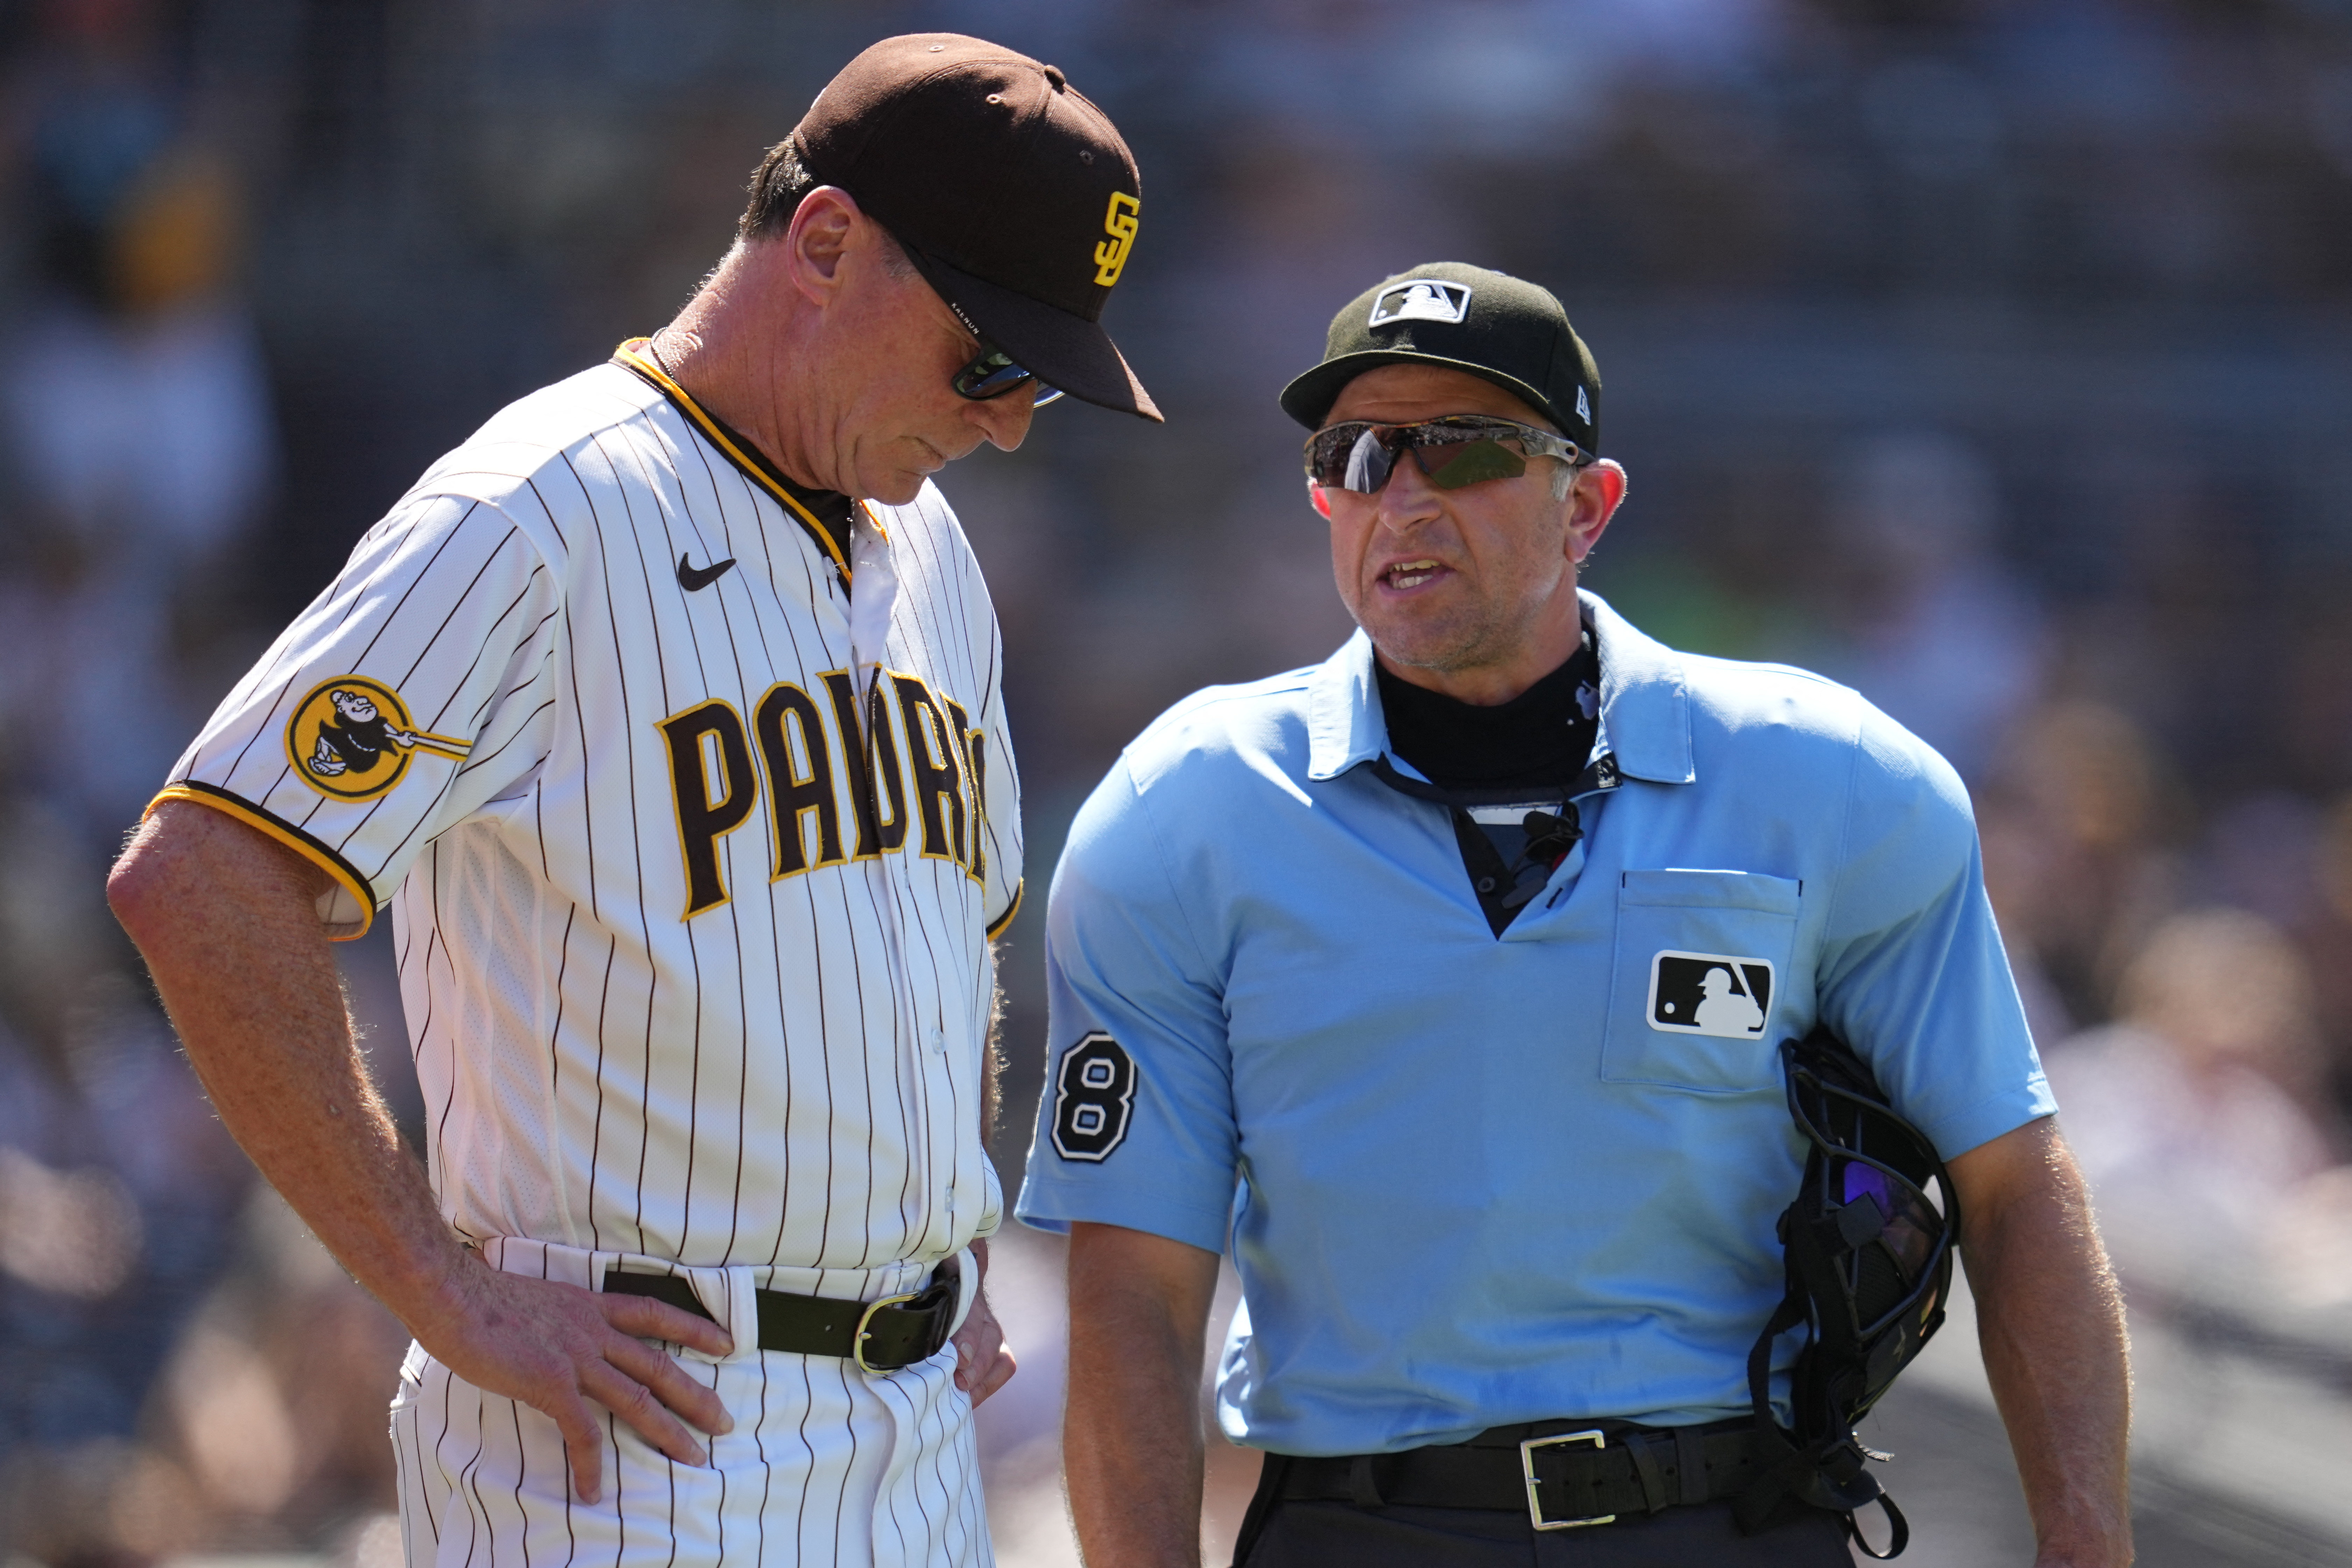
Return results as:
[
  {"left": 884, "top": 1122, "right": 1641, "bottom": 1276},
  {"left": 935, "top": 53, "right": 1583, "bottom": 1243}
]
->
[
  {"left": 156, "top": 340, "right": 1022, "bottom": 1279},
  {"left": 657, "top": 667, "right": 991, "bottom": 919}
]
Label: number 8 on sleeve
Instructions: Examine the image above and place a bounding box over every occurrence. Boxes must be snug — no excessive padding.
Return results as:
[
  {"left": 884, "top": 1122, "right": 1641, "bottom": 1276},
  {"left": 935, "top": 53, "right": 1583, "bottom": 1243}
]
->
[{"left": 1050, "top": 1033, "right": 1137, "bottom": 1161}]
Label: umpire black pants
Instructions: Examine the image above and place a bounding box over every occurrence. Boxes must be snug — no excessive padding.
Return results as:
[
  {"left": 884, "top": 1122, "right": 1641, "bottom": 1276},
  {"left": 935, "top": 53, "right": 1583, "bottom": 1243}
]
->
[{"left": 1234, "top": 1465, "right": 1852, "bottom": 1568}]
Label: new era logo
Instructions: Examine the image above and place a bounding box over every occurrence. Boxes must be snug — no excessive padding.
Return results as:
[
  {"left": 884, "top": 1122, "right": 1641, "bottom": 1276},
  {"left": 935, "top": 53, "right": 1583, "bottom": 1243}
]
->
[
  {"left": 1369, "top": 279, "right": 1472, "bottom": 329},
  {"left": 1647, "top": 951, "right": 1775, "bottom": 1039}
]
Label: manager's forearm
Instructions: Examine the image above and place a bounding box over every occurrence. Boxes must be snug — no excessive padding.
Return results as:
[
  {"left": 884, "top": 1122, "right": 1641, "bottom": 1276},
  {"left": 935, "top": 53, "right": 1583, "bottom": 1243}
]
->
[
  {"left": 1960, "top": 1124, "right": 2132, "bottom": 1568},
  {"left": 1065, "top": 1223, "right": 1220, "bottom": 1568},
  {"left": 111, "top": 805, "right": 464, "bottom": 1326}
]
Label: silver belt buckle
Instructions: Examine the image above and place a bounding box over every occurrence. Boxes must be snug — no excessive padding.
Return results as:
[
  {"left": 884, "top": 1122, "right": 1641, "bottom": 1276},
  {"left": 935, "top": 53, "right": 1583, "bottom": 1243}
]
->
[{"left": 1519, "top": 1429, "right": 1616, "bottom": 1531}]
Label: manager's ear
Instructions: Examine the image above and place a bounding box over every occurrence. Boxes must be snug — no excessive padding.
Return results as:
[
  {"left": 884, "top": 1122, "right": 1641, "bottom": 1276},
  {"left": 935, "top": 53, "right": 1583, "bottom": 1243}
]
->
[
  {"left": 1569, "top": 459, "right": 1628, "bottom": 567},
  {"left": 784, "top": 185, "right": 862, "bottom": 304}
]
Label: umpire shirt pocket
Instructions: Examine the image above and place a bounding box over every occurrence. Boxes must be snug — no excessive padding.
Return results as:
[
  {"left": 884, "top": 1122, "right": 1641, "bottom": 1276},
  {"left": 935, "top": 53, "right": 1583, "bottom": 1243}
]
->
[{"left": 1600, "top": 869, "right": 1802, "bottom": 1094}]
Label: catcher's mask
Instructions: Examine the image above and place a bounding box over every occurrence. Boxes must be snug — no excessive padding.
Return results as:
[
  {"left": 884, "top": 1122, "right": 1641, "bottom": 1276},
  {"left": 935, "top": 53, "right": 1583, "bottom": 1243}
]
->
[{"left": 1736, "top": 1027, "right": 1960, "bottom": 1560}]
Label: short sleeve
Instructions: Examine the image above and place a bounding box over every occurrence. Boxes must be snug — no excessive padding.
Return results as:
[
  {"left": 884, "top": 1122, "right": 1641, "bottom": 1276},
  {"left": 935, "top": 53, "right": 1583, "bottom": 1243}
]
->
[
  {"left": 154, "top": 493, "right": 561, "bottom": 938},
  {"left": 1816, "top": 703, "right": 2056, "bottom": 1160},
  {"left": 1015, "top": 757, "right": 1239, "bottom": 1255}
]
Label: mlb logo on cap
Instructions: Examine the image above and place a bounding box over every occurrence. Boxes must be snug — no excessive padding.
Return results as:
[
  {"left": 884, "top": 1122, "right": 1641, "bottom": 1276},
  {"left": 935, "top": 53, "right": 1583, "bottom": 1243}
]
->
[
  {"left": 1283, "top": 261, "right": 1600, "bottom": 451},
  {"left": 1369, "top": 279, "right": 1472, "bottom": 328}
]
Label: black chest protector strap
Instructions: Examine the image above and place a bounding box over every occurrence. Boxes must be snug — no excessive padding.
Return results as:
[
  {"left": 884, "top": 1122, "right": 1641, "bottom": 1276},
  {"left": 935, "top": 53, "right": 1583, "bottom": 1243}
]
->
[{"left": 1732, "top": 1027, "right": 1961, "bottom": 1560}]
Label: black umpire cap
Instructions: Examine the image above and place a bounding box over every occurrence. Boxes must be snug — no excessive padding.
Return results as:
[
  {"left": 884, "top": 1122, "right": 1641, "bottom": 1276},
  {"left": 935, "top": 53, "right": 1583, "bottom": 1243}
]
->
[
  {"left": 1281, "top": 262, "right": 1599, "bottom": 452},
  {"left": 791, "top": 34, "right": 1160, "bottom": 422}
]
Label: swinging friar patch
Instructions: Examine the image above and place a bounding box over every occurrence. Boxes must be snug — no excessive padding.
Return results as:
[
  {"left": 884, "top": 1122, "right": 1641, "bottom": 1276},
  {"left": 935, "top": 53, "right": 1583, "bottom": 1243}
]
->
[
  {"left": 1647, "top": 951, "right": 1775, "bottom": 1038},
  {"left": 284, "top": 676, "right": 472, "bottom": 801}
]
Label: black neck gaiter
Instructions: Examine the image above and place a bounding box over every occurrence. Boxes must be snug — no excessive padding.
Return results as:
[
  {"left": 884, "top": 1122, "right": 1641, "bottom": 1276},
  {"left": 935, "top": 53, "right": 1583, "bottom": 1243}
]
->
[
  {"left": 1372, "top": 631, "right": 1604, "bottom": 935},
  {"left": 1376, "top": 634, "right": 1599, "bottom": 792}
]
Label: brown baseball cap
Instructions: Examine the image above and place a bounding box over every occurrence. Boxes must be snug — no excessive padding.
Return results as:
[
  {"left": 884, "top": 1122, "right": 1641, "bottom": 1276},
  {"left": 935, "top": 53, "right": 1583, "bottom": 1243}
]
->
[{"left": 792, "top": 34, "right": 1160, "bottom": 422}]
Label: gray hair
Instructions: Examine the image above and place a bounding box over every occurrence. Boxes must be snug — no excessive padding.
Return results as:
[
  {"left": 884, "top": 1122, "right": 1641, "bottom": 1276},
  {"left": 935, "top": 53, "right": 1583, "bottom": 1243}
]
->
[{"left": 738, "top": 139, "right": 915, "bottom": 280}]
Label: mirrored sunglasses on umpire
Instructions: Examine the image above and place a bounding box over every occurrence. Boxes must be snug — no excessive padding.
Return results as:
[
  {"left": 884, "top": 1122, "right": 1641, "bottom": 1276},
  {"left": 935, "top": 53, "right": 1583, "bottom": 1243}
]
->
[
  {"left": 1305, "top": 415, "right": 1587, "bottom": 495},
  {"left": 952, "top": 342, "right": 1065, "bottom": 406}
]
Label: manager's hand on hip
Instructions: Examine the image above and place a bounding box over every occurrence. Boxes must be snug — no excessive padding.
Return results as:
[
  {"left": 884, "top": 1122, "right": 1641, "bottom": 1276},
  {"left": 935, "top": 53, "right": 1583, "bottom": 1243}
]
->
[
  {"left": 418, "top": 1250, "right": 735, "bottom": 1504},
  {"left": 951, "top": 1240, "right": 1016, "bottom": 1405}
]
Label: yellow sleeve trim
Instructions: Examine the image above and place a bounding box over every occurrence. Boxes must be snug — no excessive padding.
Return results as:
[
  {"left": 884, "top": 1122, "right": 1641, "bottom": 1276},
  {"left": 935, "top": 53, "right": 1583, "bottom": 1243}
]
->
[
  {"left": 985, "top": 879, "right": 1025, "bottom": 941},
  {"left": 611, "top": 339, "right": 853, "bottom": 578},
  {"left": 147, "top": 782, "right": 378, "bottom": 942}
]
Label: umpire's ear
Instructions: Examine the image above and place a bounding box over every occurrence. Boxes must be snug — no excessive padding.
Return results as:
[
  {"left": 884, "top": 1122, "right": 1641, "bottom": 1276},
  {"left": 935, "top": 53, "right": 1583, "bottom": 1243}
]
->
[{"left": 1568, "top": 458, "right": 1629, "bottom": 571}]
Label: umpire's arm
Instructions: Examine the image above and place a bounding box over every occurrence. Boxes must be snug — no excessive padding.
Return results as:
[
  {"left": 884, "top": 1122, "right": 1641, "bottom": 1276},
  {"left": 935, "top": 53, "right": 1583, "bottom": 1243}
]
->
[
  {"left": 109, "top": 801, "right": 735, "bottom": 1504},
  {"left": 1947, "top": 1116, "right": 2132, "bottom": 1568},
  {"left": 1066, "top": 1221, "right": 1223, "bottom": 1568},
  {"left": 1817, "top": 700, "right": 2130, "bottom": 1565}
]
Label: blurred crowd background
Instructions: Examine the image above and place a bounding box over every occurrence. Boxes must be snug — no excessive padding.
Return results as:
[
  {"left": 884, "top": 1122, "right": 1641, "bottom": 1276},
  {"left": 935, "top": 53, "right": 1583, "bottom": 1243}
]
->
[{"left": 3, "top": 0, "right": 2352, "bottom": 1562}]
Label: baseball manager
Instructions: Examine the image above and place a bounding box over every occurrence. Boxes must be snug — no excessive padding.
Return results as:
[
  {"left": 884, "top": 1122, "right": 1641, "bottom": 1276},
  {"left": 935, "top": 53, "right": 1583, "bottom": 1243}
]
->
[
  {"left": 109, "top": 34, "right": 1156, "bottom": 1566},
  {"left": 1017, "top": 264, "right": 2130, "bottom": 1566}
]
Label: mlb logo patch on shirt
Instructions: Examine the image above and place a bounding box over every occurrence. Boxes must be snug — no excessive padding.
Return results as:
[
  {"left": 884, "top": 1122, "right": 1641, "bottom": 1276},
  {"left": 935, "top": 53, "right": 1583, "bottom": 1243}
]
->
[{"left": 1647, "top": 951, "right": 1774, "bottom": 1038}]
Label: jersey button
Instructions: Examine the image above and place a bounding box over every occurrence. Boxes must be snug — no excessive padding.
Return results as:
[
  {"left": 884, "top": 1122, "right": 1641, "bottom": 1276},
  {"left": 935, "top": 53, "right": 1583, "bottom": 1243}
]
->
[{"left": 928, "top": 1028, "right": 947, "bottom": 1054}]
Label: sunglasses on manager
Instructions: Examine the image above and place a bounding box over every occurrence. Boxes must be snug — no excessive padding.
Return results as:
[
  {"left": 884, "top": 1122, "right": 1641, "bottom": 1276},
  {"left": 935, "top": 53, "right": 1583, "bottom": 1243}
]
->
[
  {"left": 1304, "top": 414, "right": 1589, "bottom": 495},
  {"left": 952, "top": 343, "right": 1065, "bottom": 407}
]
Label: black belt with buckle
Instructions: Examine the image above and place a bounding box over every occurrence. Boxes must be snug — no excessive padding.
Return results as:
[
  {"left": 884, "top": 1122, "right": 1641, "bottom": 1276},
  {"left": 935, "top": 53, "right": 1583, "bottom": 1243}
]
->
[
  {"left": 601, "top": 1258, "right": 959, "bottom": 1373},
  {"left": 1270, "top": 1417, "right": 1772, "bottom": 1531}
]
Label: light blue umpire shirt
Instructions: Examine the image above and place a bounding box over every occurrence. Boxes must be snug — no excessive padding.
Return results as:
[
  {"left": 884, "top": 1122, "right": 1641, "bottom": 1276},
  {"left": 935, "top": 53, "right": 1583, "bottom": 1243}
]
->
[{"left": 1016, "top": 591, "right": 2053, "bottom": 1458}]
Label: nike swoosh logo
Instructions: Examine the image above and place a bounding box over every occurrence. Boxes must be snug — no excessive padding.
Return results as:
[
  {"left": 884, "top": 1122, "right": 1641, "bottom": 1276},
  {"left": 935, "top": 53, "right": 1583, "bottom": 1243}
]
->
[{"left": 677, "top": 553, "right": 736, "bottom": 592}]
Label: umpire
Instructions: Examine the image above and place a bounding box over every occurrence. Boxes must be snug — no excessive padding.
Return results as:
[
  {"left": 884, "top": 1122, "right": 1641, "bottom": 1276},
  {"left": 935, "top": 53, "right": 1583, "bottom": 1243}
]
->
[{"left": 1016, "top": 263, "right": 2131, "bottom": 1566}]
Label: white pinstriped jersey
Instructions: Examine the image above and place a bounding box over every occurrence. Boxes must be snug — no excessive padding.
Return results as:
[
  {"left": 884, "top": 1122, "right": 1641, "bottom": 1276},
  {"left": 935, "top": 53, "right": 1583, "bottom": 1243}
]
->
[{"left": 158, "top": 341, "right": 1021, "bottom": 1283}]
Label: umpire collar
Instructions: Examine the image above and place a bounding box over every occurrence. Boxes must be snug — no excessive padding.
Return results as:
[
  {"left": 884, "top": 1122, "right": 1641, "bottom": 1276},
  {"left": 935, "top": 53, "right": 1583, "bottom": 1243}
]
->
[{"left": 1306, "top": 590, "right": 1696, "bottom": 787}]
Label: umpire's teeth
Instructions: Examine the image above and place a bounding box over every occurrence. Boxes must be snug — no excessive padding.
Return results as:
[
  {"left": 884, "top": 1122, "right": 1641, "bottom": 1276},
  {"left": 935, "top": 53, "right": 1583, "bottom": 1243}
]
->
[{"left": 1387, "top": 560, "right": 1440, "bottom": 588}]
